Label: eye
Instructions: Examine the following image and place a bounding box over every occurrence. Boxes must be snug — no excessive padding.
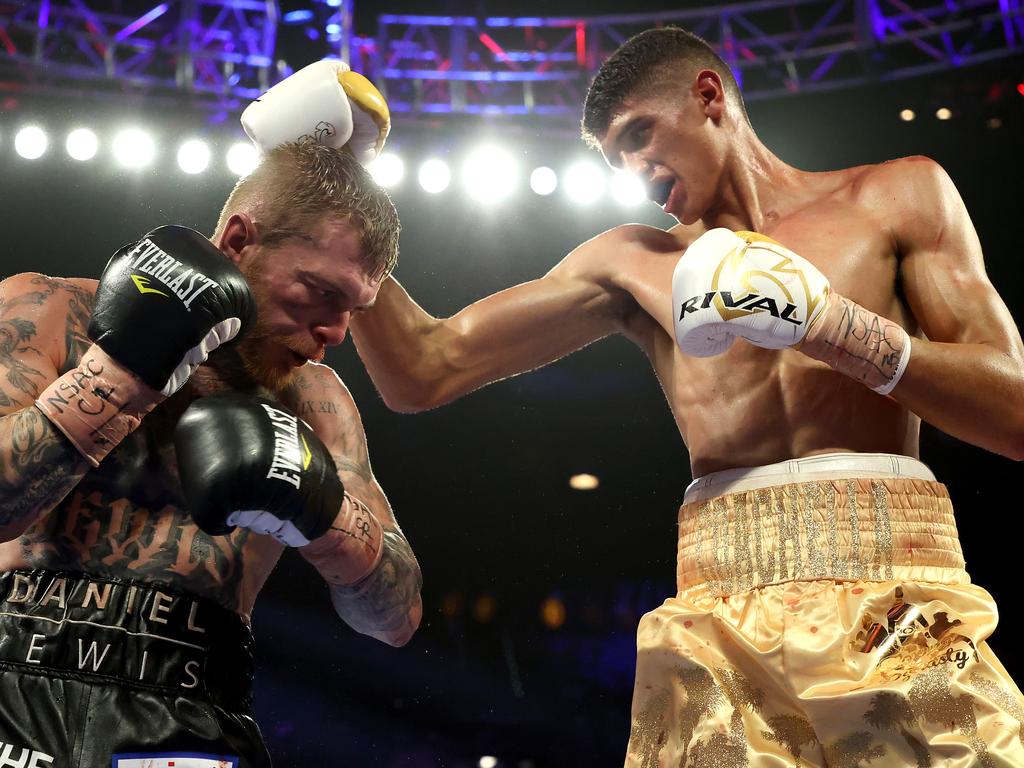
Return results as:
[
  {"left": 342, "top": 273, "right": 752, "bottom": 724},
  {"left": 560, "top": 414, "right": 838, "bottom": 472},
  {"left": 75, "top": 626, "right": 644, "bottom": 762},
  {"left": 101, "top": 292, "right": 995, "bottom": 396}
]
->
[
  {"left": 306, "top": 283, "right": 335, "bottom": 301},
  {"left": 628, "top": 122, "right": 652, "bottom": 150}
]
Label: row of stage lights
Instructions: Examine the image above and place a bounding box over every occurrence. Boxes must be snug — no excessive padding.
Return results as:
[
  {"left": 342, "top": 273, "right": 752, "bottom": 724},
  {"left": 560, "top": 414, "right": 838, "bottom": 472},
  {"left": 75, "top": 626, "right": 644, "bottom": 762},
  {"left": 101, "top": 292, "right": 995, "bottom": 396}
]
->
[
  {"left": 7, "top": 124, "right": 651, "bottom": 207},
  {"left": 11, "top": 125, "right": 261, "bottom": 175},
  {"left": 367, "top": 150, "right": 648, "bottom": 206}
]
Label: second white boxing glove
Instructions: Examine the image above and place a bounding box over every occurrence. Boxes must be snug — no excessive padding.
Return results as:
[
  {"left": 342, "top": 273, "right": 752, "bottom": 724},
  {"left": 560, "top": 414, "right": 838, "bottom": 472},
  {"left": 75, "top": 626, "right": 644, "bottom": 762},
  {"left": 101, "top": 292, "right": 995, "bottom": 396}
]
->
[{"left": 241, "top": 59, "right": 390, "bottom": 165}]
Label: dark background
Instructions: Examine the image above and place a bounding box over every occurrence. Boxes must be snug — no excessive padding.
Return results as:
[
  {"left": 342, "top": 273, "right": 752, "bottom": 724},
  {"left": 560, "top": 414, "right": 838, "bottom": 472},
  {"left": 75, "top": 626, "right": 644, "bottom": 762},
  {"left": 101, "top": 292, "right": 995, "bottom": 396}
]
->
[{"left": 2, "top": 10, "right": 1023, "bottom": 765}]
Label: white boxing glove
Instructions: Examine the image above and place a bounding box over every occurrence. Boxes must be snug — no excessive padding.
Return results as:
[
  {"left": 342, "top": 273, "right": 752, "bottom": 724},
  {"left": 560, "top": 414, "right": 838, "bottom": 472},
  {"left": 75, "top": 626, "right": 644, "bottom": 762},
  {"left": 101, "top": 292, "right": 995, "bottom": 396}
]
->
[
  {"left": 672, "top": 228, "right": 830, "bottom": 357},
  {"left": 672, "top": 228, "right": 912, "bottom": 395},
  {"left": 241, "top": 59, "right": 391, "bottom": 166}
]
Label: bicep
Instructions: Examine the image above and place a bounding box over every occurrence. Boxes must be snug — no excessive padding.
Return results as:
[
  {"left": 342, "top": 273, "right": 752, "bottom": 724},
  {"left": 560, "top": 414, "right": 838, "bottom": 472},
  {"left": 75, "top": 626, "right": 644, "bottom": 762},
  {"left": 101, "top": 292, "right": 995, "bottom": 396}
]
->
[{"left": 896, "top": 162, "right": 1024, "bottom": 359}]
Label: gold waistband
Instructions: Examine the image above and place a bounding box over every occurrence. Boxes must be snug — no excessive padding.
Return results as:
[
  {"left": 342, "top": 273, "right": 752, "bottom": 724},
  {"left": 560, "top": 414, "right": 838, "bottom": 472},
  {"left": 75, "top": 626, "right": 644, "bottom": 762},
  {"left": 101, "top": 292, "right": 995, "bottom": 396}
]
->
[{"left": 677, "top": 477, "right": 967, "bottom": 597}]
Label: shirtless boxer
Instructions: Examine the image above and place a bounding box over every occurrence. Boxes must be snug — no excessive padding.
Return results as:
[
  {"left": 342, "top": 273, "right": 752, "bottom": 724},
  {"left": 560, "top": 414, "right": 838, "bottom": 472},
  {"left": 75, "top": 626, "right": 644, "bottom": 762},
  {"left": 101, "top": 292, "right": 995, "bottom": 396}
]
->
[
  {"left": 0, "top": 67, "right": 422, "bottom": 766},
  {"left": 350, "top": 27, "right": 1024, "bottom": 767}
]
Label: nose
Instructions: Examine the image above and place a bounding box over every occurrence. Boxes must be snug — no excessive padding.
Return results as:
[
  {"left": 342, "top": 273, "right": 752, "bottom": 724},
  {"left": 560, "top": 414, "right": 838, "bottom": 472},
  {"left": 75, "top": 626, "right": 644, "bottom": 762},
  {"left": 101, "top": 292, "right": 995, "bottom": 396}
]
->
[
  {"left": 621, "top": 152, "right": 652, "bottom": 180},
  {"left": 312, "top": 311, "right": 351, "bottom": 347}
]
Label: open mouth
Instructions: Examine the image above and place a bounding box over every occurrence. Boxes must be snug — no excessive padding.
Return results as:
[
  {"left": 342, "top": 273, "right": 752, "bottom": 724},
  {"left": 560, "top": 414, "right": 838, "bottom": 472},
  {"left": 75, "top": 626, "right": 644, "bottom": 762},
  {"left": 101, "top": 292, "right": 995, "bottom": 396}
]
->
[
  {"left": 288, "top": 349, "right": 308, "bottom": 366},
  {"left": 650, "top": 178, "right": 674, "bottom": 207}
]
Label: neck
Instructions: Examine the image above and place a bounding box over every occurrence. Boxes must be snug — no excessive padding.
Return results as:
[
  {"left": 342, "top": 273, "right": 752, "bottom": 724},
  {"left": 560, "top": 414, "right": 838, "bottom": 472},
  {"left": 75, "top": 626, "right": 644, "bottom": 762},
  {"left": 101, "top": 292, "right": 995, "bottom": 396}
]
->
[{"left": 701, "top": 124, "right": 804, "bottom": 233}]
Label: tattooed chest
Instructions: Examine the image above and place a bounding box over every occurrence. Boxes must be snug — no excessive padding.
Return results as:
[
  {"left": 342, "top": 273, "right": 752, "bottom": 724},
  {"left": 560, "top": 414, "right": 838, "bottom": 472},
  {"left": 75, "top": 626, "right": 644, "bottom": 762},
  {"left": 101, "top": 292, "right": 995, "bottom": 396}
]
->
[{"left": 19, "top": 427, "right": 253, "bottom": 610}]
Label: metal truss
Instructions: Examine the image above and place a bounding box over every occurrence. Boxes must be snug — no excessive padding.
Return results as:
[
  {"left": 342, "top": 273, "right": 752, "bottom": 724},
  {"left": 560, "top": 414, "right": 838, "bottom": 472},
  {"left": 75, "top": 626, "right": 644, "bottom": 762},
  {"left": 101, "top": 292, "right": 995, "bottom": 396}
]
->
[
  {"left": 0, "top": 0, "right": 279, "bottom": 111},
  {"left": 368, "top": 0, "right": 1024, "bottom": 118},
  {"left": 1, "top": 0, "right": 1021, "bottom": 119}
]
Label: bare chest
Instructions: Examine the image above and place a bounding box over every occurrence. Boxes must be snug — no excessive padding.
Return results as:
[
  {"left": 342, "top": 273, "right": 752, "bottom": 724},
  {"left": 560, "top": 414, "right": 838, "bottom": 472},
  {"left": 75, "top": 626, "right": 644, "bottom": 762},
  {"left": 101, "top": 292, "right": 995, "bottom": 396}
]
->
[{"left": 634, "top": 202, "right": 916, "bottom": 471}]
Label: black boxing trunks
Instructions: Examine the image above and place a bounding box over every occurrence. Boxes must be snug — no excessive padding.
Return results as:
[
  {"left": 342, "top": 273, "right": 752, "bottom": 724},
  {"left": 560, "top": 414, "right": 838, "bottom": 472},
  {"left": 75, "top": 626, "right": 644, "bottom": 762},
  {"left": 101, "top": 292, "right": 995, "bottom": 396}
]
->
[{"left": 0, "top": 570, "right": 271, "bottom": 768}]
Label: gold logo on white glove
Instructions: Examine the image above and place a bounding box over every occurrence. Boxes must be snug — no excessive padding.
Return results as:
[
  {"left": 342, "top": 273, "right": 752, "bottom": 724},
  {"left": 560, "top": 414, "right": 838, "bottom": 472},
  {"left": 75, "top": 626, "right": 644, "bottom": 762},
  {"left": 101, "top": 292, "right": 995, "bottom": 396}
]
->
[{"left": 708, "top": 233, "right": 827, "bottom": 326}]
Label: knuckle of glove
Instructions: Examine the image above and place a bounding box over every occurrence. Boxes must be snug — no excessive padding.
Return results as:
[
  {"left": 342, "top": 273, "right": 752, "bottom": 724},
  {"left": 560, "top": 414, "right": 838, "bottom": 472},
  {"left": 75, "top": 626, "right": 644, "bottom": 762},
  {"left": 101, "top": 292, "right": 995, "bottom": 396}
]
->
[
  {"left": 89, "top": 226, "right": 255, "bottom": 392},
  {"left": 241, "top": 59, "right": 356, "bottom": 152},
  {"left": 672, "top": 228, "right": 828, "bottom": 356},
  {"left": 241, "top": 59, "right": 390, "bottom": 165}
]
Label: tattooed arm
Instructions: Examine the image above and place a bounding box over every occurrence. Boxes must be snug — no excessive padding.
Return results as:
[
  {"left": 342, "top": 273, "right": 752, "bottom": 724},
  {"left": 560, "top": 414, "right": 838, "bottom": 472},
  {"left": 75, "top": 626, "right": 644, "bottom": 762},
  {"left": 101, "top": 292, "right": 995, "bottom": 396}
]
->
[
  {"left": 0, "top": 274, "right": 95, "bottom": 541},
  {"left": 292, "top": 363, "right": 423, "bottom": 647}
]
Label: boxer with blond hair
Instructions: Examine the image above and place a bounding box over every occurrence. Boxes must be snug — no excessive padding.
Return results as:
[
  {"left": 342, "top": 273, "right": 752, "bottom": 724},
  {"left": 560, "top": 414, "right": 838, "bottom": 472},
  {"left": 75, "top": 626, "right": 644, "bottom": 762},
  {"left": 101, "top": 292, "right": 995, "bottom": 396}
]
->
[{"left": 0, "top": 63, "right": 421, "bottom": 766}]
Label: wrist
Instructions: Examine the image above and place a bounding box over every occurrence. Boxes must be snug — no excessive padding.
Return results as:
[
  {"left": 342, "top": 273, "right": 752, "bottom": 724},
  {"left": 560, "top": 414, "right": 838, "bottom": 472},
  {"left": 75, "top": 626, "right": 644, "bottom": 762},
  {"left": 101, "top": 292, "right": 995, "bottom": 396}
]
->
[
  {"left": 799, "top": 292, "right": 912, "bottom": 394},
  {"left": 35, "top": 344, "right": 162, "bottom": 466}
]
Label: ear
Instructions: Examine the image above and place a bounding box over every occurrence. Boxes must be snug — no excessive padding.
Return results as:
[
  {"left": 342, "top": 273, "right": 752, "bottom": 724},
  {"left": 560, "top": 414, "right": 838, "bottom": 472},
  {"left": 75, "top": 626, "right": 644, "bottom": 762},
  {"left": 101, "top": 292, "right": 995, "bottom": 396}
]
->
[
  {"left": 694, "top": 68, "right": 727, "bottom": 120},
  {"left": 217, "top": 213, "right": 258, "bottom": 267}
]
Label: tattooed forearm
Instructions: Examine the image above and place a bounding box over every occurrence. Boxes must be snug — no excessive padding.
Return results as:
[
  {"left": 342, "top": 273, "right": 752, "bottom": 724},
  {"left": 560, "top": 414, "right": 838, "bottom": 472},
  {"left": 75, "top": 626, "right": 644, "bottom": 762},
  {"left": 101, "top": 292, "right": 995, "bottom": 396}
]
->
[
  {"left": 0, "top": 407, "right": 88, "bottom": 538},
  {"left": 327, "top": 528, "right": 423, "bottom": 647},
  {"left": 801, "top": 293, "right": 909, "bottom": 391}
]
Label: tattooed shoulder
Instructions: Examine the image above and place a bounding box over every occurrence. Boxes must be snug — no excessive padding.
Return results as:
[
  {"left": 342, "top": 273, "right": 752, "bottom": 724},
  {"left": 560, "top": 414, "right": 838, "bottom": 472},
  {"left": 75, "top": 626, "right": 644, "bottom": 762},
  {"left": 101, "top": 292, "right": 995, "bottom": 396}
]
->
[{"left": 0, "top": 273, "right": 96, "bottom": 372}]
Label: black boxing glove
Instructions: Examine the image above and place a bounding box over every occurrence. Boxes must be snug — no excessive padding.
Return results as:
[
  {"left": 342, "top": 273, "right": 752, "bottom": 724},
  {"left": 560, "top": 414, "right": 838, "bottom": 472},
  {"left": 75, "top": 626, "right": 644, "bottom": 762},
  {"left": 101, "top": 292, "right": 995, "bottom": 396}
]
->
[
  {"left": 35, "top": 226, "right": 256, "bottom": 466},
  {"left": 89, "top": 225, "right": 256, "bottom": 393},
  {"left": 174, "top": 394, "right": 378, "bottom": 553}
]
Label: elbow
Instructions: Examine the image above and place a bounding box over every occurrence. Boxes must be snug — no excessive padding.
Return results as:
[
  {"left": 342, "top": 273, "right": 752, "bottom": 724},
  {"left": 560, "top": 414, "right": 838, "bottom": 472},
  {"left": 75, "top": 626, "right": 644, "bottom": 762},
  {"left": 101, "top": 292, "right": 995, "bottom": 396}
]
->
[
  {"left": 379, "top": 377, "right": 455, "bottom": 413},
  {"left": 993, "top": 415, "right": 1024, "bottom": 461},
  {"left": 378, "top": 596, "right": 424, "bottom": 648},
  {"left": 379, "top": 388, "right": 437, "bottom": 414},
  {"left": 1004, "top": 434, "right": 1024, "bottom": 462}
]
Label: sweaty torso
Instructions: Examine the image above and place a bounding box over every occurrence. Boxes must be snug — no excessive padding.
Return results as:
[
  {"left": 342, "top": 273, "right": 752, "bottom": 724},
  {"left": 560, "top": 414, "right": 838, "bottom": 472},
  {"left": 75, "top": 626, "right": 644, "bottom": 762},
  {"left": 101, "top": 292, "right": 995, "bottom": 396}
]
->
[
  {"left": 608, "top": 163, "right": 920, "bottom": 478},
  {"left": 0, "top": 279, "right": 291, "bottom": 622}
]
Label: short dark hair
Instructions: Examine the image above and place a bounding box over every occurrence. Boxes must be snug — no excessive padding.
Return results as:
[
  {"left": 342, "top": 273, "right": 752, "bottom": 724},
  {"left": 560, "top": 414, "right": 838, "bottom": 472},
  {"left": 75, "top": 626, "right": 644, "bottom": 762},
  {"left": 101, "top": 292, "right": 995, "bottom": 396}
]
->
[
  {"left": 581, "top": 26, "right": 748, "bottom": 148},
  {"left": 217, "top": 142, "right": 400, "bottom": 282}
]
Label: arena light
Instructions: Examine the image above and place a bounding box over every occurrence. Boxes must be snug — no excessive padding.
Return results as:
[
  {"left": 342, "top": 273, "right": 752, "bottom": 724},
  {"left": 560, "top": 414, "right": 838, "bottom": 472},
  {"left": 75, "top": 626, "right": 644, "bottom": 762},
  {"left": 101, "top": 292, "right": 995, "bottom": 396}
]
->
[
  {"left": 563, "top": 161, "right": 607, "bottom": 205},
  {"left": 540, "top": 596, "right": 567, "bottom": 629},
  {"left": 177, "top": 139, "right": 211, "bottom": 175},
  {"left": 529, "top": 166, "right": 557, "bottom": 196},
  {"left": 112, "top": 128, "right": 155, "bottom": 169},
  {"left": 472, "top": 594, "right": 496, "bottom": 623},
  {"left": 610, "top": 171, "right": 646, "bottom": 207},
  {"left": 369, "top": 152, "right": 404, "bottom": 187},
  {"left": 418, "top": 158, "right": 451, "bottom": 194},
  {"left": 479, "top": 758, "right": 498, "bottom": 768},
  {"left": 462, "top": 145, "right": 518, "bottom": 203},
  {"left": 226, "top": 141, "right": 259, "bottom": 176},
  {"left": 569, "top": 473, "right": 599, "bottom": 490},
  {"left": 899, "top": 109, "right": 915, "bottom": 122},
  {"left": 935, "top": 107, "right": 952, "bottom": 120},
  {"left": 14, "top": 126, "right": 48, "bottom": 160},
  {"left": 65, "top": 128, "right": 98, "bottom": 161}
]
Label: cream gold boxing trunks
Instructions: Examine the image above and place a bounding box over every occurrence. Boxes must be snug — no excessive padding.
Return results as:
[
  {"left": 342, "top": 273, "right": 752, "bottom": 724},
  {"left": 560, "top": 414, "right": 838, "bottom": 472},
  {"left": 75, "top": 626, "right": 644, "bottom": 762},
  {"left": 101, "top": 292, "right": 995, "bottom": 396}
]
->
[{"left": 625, "top": 452, "right": 1024, "bottom": 767}]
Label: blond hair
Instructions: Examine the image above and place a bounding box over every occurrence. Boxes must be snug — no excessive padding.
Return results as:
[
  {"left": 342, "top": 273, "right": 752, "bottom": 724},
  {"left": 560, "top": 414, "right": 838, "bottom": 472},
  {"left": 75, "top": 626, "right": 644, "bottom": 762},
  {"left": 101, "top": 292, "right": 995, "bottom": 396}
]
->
[{"left": 215, "top": 142, "right": 400, "bottom": 281}]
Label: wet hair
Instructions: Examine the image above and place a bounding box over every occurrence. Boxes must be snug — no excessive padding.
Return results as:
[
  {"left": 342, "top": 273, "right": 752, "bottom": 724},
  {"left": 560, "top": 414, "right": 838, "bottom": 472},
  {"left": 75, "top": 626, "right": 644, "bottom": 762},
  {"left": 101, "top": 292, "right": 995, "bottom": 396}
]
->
[
  {"left": 581, "top": 26, "right": 749, "bottom": 148},
  {"left": 215, "top": 141, "right": 400, "bottom": 281}
]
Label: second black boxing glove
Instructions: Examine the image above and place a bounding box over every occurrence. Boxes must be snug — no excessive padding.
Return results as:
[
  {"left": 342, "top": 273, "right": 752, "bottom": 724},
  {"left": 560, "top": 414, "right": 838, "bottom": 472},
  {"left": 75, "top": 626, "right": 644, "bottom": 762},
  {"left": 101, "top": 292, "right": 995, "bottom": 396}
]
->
[{"left": 174, "top": 394, "right": 370, "bottom": 551}]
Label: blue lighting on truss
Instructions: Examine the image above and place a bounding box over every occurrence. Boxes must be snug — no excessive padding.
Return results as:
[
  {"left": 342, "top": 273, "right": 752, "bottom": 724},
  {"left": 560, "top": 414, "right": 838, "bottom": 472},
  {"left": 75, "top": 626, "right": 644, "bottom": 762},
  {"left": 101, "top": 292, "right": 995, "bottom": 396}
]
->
[
  {"left": 283, "top": 9, "right": 314, "bottom": 24},
  {"left": 379, "top": 14, "right": 477, "bottom": 26}
]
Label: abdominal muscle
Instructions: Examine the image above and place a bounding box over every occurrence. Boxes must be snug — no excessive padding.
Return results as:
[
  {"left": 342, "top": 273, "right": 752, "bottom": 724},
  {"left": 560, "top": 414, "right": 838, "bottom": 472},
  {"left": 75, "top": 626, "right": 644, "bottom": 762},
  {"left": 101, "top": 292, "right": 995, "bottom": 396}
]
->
[{"left": 657, "top": 335, "right": 921, "bottom": 479}]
